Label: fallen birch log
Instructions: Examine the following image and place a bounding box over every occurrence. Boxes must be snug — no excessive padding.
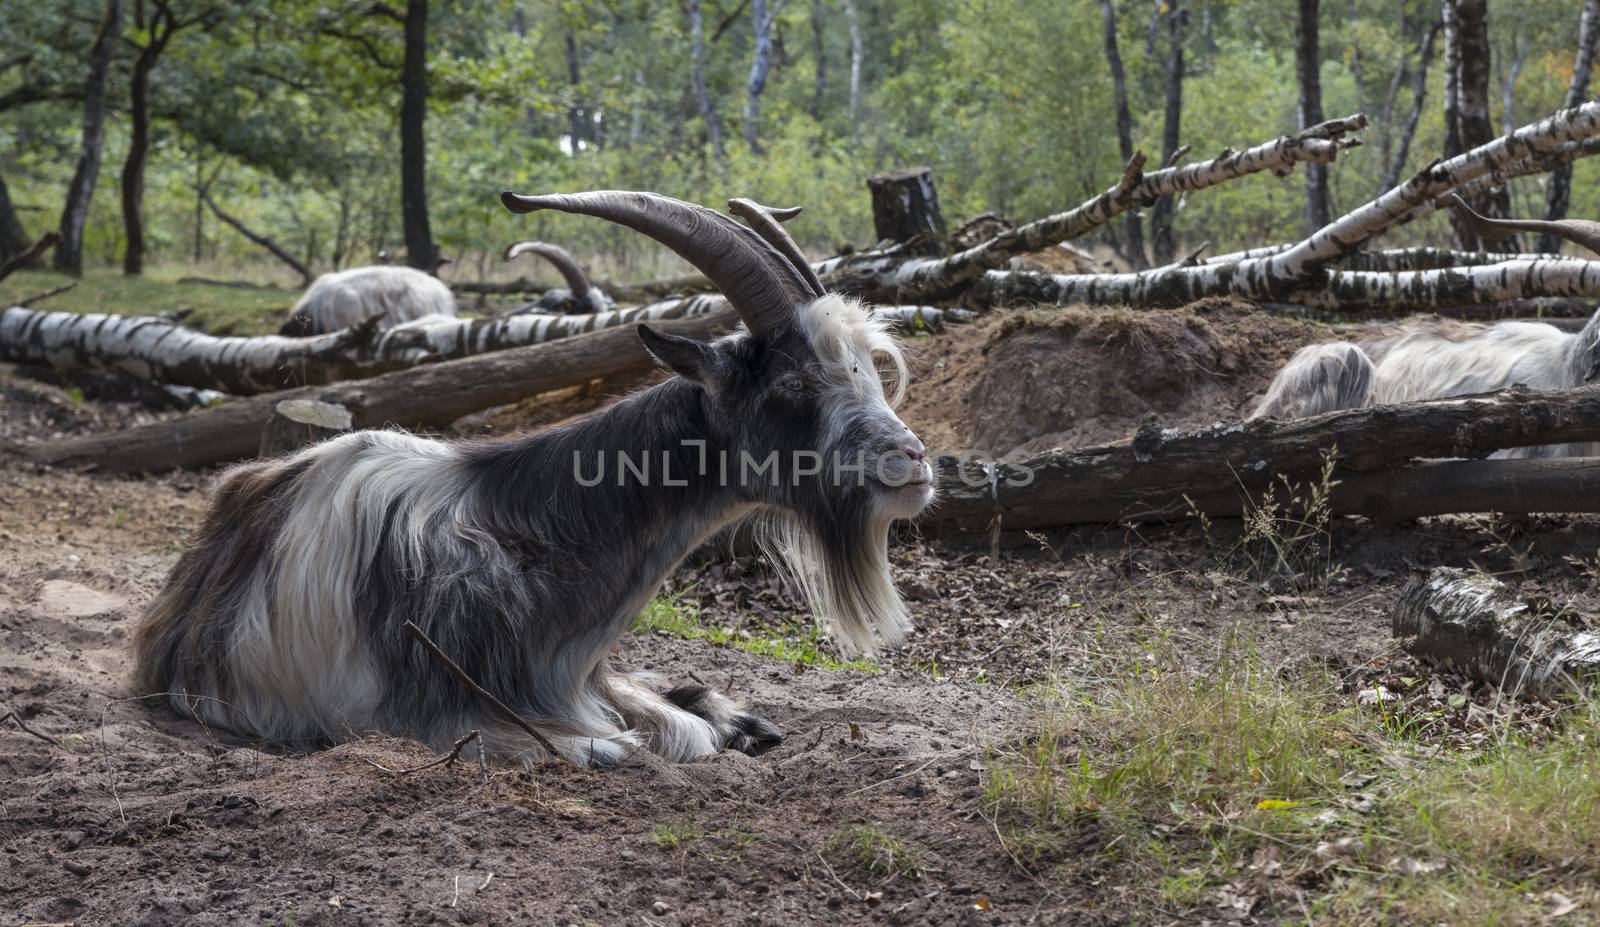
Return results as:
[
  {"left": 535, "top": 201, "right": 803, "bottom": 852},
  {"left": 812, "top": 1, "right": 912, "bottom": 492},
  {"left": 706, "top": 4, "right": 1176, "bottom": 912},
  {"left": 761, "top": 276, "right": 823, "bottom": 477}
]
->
[
  {"left": 0, "top": 296, "right": 726, "bottom": 395},
  {"left": 1394, "top": 567, "right": 1600, "bottom": 698},
  {"left": 921, "top": 384, "right": 1600, "bottom": 530},
  {"left": 814, "top": 115, "right": 1370, "bottom": 303},
  {"left": 6, "top": 309, "right": 736, "bottom": 474},
  {"left": 970, "top": 256, "right": 1600, "bottom": 311}
]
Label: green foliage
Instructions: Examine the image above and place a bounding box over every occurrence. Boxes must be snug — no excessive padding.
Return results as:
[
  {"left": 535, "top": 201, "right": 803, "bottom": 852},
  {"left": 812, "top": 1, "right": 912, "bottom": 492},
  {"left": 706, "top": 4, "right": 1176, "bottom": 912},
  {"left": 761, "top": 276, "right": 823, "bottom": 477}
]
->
[{"left": 3, "top": 0, "right": 1598, "bottom": 278}]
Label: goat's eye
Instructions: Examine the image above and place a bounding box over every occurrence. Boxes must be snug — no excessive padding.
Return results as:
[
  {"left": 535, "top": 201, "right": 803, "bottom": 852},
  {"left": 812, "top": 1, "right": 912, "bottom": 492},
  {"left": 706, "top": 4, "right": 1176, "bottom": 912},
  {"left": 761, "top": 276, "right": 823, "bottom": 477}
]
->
[{"left": 777, "top": 373, "right": 807, "bottom": 394}]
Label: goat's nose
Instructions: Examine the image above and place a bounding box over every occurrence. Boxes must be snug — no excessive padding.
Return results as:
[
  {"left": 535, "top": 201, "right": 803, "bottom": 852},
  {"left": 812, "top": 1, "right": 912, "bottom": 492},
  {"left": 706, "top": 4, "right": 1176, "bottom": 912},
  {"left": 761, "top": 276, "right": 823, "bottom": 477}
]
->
[{"left": 898, "top": 434, "right": 926, "bottom": 462}]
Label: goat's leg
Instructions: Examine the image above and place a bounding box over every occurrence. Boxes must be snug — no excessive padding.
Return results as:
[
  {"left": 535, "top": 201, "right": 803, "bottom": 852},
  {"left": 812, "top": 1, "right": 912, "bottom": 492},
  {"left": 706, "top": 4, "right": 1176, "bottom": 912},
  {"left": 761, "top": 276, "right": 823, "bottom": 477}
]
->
[{"left": 603, "top": 669, "right": 782, "bottom": 760}]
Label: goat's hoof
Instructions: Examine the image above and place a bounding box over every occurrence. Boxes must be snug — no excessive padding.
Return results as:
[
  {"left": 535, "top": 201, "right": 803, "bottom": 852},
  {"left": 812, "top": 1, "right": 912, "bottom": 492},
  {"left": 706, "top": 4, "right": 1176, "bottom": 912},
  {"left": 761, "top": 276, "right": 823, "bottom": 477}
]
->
[{"left": 727, "top": 713, "right": 783, "bottom": 756}]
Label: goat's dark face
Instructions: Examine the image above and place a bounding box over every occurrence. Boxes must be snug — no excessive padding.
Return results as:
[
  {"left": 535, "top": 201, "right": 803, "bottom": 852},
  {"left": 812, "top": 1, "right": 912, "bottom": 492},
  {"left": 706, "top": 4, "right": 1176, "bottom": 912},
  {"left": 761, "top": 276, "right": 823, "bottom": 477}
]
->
[
  {"left": 639, "top": 295, "right": 930, "bottom": 655},
  {"left": 640, "top": 294, "right": 931, "bottom": 520}
]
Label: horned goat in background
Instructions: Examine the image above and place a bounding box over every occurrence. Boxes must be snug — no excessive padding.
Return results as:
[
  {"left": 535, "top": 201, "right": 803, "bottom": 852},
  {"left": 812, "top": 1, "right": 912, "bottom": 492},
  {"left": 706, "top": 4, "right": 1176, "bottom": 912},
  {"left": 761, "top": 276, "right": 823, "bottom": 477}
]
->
[
  {"left": 1253, "top": 196, "right": 1600, "bottom": 458},
  {"left": 279, "top": 260, "right": 458, "bottom": 336},
  {"left": 136, "top": 191, "right": 933, "bottom": 766},
  {"left": 504, "top": 240, "right": 614, "bottom": 314}
]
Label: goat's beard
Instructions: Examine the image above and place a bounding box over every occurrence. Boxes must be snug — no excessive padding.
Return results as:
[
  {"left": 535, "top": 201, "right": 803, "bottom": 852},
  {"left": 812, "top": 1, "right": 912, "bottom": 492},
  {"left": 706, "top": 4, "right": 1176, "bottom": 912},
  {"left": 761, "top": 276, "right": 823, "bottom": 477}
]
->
[{"left": 749, "top": 500, "right": 911, "bottom": 657}]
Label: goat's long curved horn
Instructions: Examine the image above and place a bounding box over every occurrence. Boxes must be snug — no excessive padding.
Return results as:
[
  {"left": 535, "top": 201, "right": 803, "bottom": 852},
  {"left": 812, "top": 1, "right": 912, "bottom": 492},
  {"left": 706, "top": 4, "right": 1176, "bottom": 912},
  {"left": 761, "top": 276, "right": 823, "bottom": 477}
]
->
[
  {"left": 727, "top": 198, "right": 824, "bottom": 298},
  {"left": 504, "top": 240, "right": 593, "bottom": 299},
  {"left": 1450, "top": 194, "right": 1600, "bottom": 256},
  {"left": 500, "top": 190, "right": 811, "bottom": 334}
]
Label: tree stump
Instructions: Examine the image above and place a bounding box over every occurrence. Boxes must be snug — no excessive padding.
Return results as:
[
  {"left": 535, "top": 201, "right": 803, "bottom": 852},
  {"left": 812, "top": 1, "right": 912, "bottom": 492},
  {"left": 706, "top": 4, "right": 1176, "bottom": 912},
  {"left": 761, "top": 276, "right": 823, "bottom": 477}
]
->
[
  {"left": 259, "top": 399, "right": 354, "bottom": 457},
  {"left": 1393, "top": 567, "right": 1600, "bottom": 698},
  {"left": 867, "top": 167, "right": 948, "bottom": 253}
]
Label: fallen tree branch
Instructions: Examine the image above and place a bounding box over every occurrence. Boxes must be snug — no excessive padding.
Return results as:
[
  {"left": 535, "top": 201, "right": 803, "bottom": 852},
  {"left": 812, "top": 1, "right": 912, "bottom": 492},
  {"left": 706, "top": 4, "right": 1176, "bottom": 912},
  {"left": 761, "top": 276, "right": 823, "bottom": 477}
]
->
[
  {"left": 197, "top": 186, "right": 313, "bottom": 287},
  {"left": 921, "top": 384, "right": 1600, "bottom": 530},
  {"left": 403, "top": 621, "right": 568, "bottom": 764},
  {"left": 812, "top": 115, "right": 1369, "bottom": 303},
  {"left": 0, "top": 296, "right": 725, "bottom": 394},
  {"left": 366, "top": 729, "right": 487, "bottom": 780},
  {"left": 1395, "top": 567, "right": 1600, "bottom": 698},
  {"left": 5, "top": 309, "right": 736, "bottom": 473},
  {"left": 16, "top": 281, "right": 76, "bottom": 306},
  {"left": 0, "top": 231, "right": 60, "bottom": 283}
]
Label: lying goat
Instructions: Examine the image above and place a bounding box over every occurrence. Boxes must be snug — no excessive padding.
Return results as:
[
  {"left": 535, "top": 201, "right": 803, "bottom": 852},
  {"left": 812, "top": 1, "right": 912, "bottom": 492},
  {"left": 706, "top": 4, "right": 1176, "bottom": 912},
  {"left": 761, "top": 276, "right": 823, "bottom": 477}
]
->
[
  {"left": 504, "top": 240, "right": 613, "bottom": 314},
  {"left": 1253, "top": 197, "right": 1600, "bottom": 457},
  {"left": 280, "top": 260, "right": 457, "bottom": 336},
  {"left": 136, "top": 191, "right": 932, "bottom": 765}
]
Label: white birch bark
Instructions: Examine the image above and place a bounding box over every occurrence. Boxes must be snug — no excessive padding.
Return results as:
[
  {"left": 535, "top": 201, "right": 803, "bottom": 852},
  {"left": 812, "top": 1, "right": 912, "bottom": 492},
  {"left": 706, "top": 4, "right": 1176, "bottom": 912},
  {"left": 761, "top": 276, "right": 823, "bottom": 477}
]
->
[
  {"left": 813, "top": 115, "right": 1369, "bottom": 303},
  {"left": 971, "top": 257, "right": 1600, "bottom": 312},
  {"left": 0, "top": 296, "right": 725, "bottom": 394}
]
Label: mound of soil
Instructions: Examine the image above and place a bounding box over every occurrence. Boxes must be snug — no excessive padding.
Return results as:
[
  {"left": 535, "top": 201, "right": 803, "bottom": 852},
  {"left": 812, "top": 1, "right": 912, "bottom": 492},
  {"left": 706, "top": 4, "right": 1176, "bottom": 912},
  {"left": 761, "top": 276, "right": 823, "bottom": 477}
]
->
[{"left": 899, "top": 299, "right": 1327, "bottom": 459}]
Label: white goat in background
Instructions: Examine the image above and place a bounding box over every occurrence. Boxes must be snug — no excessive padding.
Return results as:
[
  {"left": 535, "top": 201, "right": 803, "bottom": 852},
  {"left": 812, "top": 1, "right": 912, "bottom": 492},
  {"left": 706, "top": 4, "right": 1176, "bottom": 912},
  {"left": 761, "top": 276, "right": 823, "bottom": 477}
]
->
[
  {"left": 280, "top": 261, "right": 458, "bottom": 336},
  {"left": 1253, "top": 196, "right": 1600, "bottom": 458}
]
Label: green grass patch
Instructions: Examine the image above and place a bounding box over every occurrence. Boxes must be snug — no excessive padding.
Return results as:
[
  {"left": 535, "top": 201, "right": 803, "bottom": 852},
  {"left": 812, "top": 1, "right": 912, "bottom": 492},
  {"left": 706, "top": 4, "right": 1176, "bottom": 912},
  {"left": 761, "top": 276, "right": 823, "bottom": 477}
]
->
[
  {"left": 0, "top": 267, "right": 296, "bottom": 336},
  {"left": 632, "top": 594, "right": 878, "bottom": 673},
  {"left": 651, "top": 821, "right": 705, "bottom": 850},
  {"left": 985, "top": 641, "right": 1600, "bottom": 923},
  {"left": 825, "top": 824, "right": 930, "bottom": 882}
]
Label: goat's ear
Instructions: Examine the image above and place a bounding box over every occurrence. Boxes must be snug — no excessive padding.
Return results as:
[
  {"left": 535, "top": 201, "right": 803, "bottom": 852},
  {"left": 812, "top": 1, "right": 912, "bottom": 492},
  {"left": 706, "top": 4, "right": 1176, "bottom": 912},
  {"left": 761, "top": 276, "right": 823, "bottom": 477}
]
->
[{"left": 638, "top": 324, "right": 716, "bottom": 384}]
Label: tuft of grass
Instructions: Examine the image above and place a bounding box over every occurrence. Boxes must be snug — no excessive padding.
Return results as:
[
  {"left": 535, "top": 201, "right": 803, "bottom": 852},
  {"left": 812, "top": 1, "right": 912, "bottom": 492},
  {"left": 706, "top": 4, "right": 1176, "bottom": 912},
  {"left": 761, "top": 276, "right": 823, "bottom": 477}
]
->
[
  {"left": 651, "top": 821, "right": 705, "bottom": 850},
  {"left": 1190, "top": 447, "right": 1347, "bottom": 593},
  {"left": 985, "top": 641, "right": 1600, "bottom": 922},
  {"left": 633, "top": 594, "right": 878, "bottom": 672},
  {"left": 825, "top": 824, "right": 929, "bottom": 882}
]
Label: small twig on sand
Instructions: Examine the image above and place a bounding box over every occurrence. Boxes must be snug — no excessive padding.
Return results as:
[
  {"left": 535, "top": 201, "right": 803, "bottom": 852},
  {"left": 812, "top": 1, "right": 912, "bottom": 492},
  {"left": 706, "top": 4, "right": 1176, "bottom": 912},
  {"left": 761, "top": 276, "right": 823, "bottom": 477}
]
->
[
  {"left": 366, "top": 729, "right": 483, "bottom": 777},
  {"left": 17, "top": 281, "right": 76, "bottom": 306},
  {"left": 814, "top": 849, "right": 862, "bottom": 900},
  {"left": 450, "top": 874, "right": 461, "bottom": 908},
  {"left": 403, "top": 621, "right": 570, "bottom": 763},
  {"left": 2, "top": 709, "right": 63, "bottom": 749}
]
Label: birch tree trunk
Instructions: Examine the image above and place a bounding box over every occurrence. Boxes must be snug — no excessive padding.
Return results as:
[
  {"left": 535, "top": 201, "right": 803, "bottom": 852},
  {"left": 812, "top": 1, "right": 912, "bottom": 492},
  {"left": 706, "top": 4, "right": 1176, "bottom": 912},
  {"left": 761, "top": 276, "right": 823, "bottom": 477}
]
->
[
  {"left": 1149, "top": 3, "right": 1186, "bottom": 265},
  {"left": 1295, "top": 0, "right": 1330, "bottom": 232},
  {"left": 1100, "top": 0, "right": 1146, "bottom": 270},
  {"left": 565, "top": 29, "right": 586, "bottom": 152},
  {"left": 689, "top": 0, "right": 726, "bottom": 163},
  {"left": 54, "top": 0, "right": 125, "bottom": 277},
  {"left": 845, "top": 0, "right": 862, "bottom": 130},
  {"left": 743, "top": 0, "right": 774, "bottom": 154},
  {"left": 1542, "top": 0, "right": 1600, "bottom": 253},
  {"left": 1498, "top": 29, "right": 1525, "bottom": 136},
  {"left": 0, "top": 296, "right": 730, "bottom": 394},
  {"left": 400, "top": 0, "right": 436, "bottom": 269}
]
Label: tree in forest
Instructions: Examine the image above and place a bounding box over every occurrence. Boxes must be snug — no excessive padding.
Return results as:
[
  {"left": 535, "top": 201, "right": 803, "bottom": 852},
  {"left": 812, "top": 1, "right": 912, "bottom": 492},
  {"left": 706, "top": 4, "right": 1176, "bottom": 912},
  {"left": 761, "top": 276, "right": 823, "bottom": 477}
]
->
[
  {"left": 688, "top": 0, "right": 726, "bottom": 163},
  {"left": 1099, "top": 0, "right": 1145, "bottom": 269},
  {"left": 743, "top": 0, "right": 776, "bottom": 154},
  {"left": 1442, "top": 0, "right": 1508, "bottom": 250},
  {"left": 120, "top": 0, "right": 219, "bottom": 276},
  {"left": 54, "top": 0, "right": 126, "bottom": 276},
  {"left": 1149, "top": 1, "right": 1187, "bottom": 265},
  {"left": 1295, "top": 0, "right": 1330, "bottom": 232},
  {"left": 1542, "top": 0, "right": 1600, "bottom": 253},
  {"left": 1377, "top": 9, "right": 1441, "bottom": 194},
  {"left": 399, "top": 0, "right": 435, "bottom": 270}
]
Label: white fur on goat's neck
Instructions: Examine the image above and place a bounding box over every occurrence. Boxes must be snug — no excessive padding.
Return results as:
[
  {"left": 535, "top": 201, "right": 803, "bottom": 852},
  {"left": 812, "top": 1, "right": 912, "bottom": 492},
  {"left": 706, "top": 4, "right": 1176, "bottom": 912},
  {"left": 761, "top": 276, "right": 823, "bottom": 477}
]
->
[{"left": 290, "top": 266, "right": 458, "bottom": 334}]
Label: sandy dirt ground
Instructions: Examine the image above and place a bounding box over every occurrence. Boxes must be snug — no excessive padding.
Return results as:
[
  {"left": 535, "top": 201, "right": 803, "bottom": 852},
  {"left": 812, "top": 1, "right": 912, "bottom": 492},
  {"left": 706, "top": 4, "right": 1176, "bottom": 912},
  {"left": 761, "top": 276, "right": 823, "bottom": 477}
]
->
[{"left": 6, "top": 306, "right": 1600, "bottom": 924}]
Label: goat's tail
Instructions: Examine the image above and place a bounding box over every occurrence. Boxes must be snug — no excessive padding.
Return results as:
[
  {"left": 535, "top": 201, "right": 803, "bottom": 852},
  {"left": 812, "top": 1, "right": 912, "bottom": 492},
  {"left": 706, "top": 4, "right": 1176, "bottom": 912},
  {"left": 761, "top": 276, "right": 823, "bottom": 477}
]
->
[{"left": 1251, "top": 342, "right": 1376, "bottom": 420}]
